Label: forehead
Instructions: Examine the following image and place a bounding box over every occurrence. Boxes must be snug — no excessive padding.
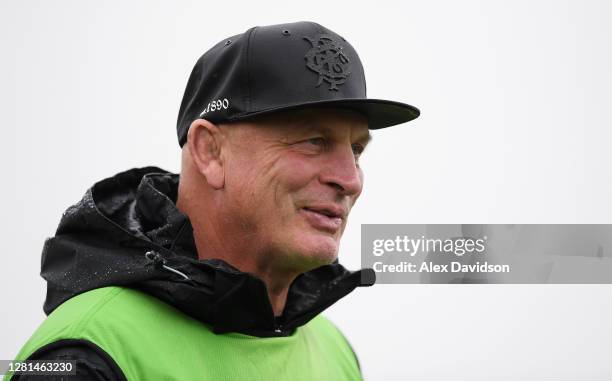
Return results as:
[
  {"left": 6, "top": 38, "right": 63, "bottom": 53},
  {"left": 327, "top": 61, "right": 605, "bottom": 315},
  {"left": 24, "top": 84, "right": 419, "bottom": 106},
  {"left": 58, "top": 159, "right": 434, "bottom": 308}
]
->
[{"left": 248, "top": 107, "right": 370, "bottom": 138}]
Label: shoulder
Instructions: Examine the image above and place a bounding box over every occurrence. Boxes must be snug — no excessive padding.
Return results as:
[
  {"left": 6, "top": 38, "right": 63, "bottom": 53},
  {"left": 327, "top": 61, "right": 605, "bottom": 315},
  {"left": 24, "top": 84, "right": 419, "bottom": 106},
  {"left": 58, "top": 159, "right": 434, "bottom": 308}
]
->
[
  {"left": 305, "top": 314, "right": 349, "bottom": 340},
  {"left": 45, "top": 286, "right": 188, "bottom": 332},
  {"left": 52, "top": 286, "right": 166, "bottom": 316},
  {"left": 9, "top": 287, "right": 188, "bottom": 381},
  {"left": 302, "top": 315, "right": 362, "bottom": 372},
  {"left": 44, "top": 285, "right": 198, "bottom": 352}
]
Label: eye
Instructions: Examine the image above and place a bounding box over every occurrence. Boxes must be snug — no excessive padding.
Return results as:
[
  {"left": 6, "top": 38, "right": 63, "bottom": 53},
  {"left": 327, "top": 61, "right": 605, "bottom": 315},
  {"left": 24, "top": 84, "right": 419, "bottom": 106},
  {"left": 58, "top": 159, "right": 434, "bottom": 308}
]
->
[
  {"left": 292, "top": 137, "right": 327, "bottom": 154},
  {"left": 352, "top": 143, "right": 365, "bottom": 157},
  {"left": 306, "top": 137, "right": 326, "bottom": 146}
]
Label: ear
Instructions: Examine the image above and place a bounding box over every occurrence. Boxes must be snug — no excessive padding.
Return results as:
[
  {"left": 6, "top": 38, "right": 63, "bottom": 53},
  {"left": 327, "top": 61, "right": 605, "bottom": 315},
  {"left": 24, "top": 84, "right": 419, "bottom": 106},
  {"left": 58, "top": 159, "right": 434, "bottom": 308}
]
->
[{"left": 186, "top": 119, "right": 225, "bottom": 189}]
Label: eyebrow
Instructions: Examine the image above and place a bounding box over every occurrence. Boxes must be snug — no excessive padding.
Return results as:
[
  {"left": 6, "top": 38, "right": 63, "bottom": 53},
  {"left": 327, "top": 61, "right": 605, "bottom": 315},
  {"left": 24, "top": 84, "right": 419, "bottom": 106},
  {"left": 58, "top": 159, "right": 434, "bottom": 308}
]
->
[{"left": 295, "top": 121, "right": 372, "bottom": 145}]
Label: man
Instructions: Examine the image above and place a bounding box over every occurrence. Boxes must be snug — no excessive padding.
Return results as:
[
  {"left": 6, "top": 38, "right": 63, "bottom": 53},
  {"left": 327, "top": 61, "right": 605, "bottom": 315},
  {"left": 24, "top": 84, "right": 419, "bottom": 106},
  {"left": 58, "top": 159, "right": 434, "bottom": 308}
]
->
[{"left": 6, "top": 21, "right": 418, "bottom": 380}]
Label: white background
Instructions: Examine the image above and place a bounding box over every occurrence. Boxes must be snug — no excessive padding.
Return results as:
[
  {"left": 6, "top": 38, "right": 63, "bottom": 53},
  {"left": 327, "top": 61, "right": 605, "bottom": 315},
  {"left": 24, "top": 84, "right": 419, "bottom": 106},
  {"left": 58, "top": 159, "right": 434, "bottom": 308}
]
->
[{"left": 2, "top": 1, "right": 612, "bottom": 380}]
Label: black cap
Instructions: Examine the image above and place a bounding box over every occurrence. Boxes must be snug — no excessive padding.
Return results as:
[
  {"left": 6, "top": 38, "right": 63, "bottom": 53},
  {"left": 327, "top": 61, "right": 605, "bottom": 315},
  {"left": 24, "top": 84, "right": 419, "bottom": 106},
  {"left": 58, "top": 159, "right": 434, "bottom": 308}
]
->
[{"left": 176, "top": 21, "right": 419, "bottom": 147}]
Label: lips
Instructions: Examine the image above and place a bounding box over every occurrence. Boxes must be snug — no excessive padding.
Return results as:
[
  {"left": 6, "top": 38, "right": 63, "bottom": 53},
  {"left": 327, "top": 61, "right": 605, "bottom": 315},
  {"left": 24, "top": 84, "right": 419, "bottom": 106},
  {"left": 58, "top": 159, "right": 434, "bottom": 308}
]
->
[{"left": 300, "top": 205, "right": 347, "bottom": 233}]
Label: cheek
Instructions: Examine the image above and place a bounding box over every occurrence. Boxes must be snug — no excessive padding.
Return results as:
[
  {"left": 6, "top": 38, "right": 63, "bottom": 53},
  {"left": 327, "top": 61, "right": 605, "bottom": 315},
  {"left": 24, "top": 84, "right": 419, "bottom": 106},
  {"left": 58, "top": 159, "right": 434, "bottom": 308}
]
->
[
  {"left": 223, "top": 156, "right": 266, "bottom": 214},
  {"left": 226, "top": 151, "right": 322, "bottom": 219},
  {"left": 272, "top": 155, "right": 321, "bottom": 195}
]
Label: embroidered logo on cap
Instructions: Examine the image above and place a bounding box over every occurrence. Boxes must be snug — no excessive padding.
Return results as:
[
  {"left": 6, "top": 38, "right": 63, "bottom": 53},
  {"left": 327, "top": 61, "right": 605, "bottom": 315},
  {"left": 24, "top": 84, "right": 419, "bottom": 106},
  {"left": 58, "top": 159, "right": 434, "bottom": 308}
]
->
[{"left": 303, "top": 35, "right": 351, "bottom": 91}]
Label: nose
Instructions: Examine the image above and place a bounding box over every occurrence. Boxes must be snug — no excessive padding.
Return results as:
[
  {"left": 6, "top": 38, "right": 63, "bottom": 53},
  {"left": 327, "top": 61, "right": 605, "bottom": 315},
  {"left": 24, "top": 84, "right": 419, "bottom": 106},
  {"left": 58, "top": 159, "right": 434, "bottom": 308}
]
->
[{"left": 319, "top": 144, "right": 363, "bottom": 197}]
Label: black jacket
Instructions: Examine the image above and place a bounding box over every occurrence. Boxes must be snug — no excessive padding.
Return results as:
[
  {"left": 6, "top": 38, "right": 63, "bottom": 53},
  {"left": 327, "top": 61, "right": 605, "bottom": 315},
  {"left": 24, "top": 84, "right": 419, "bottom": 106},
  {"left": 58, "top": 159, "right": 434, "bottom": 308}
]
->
[{"left": 15, "top": 167, "right": 374, "bottom": 380}]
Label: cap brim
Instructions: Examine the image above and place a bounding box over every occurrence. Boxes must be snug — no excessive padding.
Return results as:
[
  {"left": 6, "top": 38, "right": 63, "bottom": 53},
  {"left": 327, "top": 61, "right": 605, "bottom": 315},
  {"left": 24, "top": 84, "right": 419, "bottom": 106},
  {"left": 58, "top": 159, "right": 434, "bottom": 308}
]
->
[{"left": 226, "top": 98, "right": 420, "bottom": 129}]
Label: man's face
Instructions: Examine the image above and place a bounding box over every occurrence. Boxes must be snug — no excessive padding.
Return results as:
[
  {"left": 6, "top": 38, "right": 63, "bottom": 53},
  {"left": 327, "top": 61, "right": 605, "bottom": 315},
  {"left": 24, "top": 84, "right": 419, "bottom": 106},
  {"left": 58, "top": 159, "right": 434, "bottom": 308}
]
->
[{"left": 221, "top": 108, "right": 370, "bottom": 272}]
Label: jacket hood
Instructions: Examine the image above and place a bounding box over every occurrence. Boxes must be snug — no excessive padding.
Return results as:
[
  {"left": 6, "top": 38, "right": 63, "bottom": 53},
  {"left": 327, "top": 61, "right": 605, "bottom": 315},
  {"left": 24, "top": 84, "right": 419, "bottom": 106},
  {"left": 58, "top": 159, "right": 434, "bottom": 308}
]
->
[{"left": 41, "top": 166, "right": 375, "bottom": 337}]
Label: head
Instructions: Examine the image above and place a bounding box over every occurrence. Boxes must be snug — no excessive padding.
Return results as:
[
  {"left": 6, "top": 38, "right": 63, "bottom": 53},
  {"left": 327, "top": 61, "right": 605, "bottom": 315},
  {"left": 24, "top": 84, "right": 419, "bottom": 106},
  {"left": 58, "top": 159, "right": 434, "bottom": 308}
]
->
[
  {"left": 179, "top": 107, "right": 369, "bottom": 274},
  {"left": 175, "top": 21, "right": 419, "bottom": 278}
]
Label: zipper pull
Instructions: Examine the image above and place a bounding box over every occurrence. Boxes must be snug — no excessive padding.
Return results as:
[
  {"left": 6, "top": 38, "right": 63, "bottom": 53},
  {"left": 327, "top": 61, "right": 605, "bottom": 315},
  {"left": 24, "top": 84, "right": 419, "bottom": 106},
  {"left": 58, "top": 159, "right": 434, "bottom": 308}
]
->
[
  {"left": 145, "top": 250, "right": 167, "bottom": 267},
  {"left": 145, "top": 250, "right": 190, "bottom": 281}
]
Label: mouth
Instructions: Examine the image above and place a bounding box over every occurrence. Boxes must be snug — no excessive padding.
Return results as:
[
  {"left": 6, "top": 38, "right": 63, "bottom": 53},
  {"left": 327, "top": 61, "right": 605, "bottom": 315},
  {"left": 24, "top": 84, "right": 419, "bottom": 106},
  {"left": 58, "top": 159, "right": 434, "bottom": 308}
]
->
[{"left": 300, "top": 205, "right": 347, "bottom": 233}]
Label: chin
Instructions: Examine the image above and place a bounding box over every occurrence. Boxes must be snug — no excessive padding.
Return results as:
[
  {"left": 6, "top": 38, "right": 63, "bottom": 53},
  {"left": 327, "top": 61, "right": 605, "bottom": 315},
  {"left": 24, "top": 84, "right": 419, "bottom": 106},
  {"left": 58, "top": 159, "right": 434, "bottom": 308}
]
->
[{"left": 290, "top": 235, "right": 339, "bottom": 270}]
